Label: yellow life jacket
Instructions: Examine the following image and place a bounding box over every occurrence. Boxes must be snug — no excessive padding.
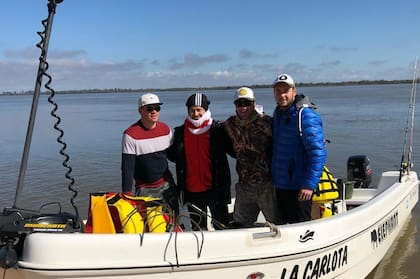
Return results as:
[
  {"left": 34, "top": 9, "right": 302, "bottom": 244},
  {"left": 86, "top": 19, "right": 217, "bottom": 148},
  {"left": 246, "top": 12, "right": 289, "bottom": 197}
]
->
[
  {"left": 320, "top": 203, "right": 333, "bottom": 218},
  {"left": 87, "top": 193, "right": 169, "bottom": 234},
  {"left": 119, "top": 194, "right": 167, "bottom": 233},
  {"left": 106, "top": 194, "right": 144, "bottom": 233},
  {"left": 313, "top": 166, "right": 339, "bottom": 203}
]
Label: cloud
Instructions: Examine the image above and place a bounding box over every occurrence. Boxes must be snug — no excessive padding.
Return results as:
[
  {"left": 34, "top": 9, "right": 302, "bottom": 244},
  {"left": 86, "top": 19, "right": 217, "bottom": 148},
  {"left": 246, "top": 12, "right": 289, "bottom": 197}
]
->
[
  {"left": 234, "top": 63, "right": 249, "bottom": 70},
  {"left": 0, "top": 56, "right": 147, "bottom": 91},
  {"left": 50, "top": 59, "right": 145, "bottom": 83},
  {"left": 330, "top": 47, "right": 358, "bottom": 53},
  {"left": 239, "top": 49, "right": 254, "bottom": 58},
  {"left": 239, "top": 48, "right": 276, "bottom": 59},
  {"left": 282, "top": 62, "right": 307, "bottom": 73},
  {"left": 168, "top": 62, "right": 185, "bottom": 70},
  {"left": 150, "top": 59, "right": 160, "bottom": 66},
  {"left": 4, "top": 47, "right": 37, "bottom": 60},
  {"left": 253, "top": 63, "right": 277, "bottom": 72},
  {"left": 0, "top": 45, "right": 412, "bottom": 93},
  {"left": 49, "top": 50, "right": 87, "bottom": 59},
  {"left": 4, "top": 47, "right": 86, "bottom": 60},
  {"left": 185, "top": 53, "right": 229, "bottom": 66},
  {"left": 169, "top": 52, "right": 230, "bottom": 69},
  {"left": 319, "top": 60, "right": 341, "bottom": 66},
  {"left": 368, "top": 60, "right": 388, "bottom": 66},
  {"left": 0, "top": 60, "right": 36, "bottom": 91}
]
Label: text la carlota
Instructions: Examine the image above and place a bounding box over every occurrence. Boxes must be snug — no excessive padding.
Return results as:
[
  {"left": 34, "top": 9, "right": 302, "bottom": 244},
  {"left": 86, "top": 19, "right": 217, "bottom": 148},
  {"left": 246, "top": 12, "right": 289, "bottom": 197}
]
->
[{"left": 280, "top": 245, "right": 348, "bottom": 279}]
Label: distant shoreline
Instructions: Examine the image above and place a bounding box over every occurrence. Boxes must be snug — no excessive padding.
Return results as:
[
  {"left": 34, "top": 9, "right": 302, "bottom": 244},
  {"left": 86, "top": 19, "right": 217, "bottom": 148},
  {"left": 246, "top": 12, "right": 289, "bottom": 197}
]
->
[{"left": 1, "top": 79, "right": 416, "bottom": 96}]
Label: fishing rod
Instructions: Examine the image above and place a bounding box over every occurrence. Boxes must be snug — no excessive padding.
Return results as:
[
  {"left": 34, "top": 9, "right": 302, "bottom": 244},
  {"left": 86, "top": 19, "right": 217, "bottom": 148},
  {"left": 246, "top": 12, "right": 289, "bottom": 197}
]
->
[
  {"left": 399, "top": 57, "right": 418, "bottom": 182},
  {"left": 407, "top": 57, "right": 418, "bottom": 173}
]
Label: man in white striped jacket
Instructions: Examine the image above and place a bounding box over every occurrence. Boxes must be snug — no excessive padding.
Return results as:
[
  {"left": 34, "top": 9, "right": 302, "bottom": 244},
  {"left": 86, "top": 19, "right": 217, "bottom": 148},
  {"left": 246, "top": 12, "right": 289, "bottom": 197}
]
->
[{"left": 121, "top": 93, "right": 178, "bottom": 210}]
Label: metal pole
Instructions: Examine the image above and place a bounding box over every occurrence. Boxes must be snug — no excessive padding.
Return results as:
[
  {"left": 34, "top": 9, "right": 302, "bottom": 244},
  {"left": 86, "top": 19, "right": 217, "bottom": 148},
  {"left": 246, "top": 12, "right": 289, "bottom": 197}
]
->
[{"left": 13, "top": 1, "right": 62, "bottom": 208}]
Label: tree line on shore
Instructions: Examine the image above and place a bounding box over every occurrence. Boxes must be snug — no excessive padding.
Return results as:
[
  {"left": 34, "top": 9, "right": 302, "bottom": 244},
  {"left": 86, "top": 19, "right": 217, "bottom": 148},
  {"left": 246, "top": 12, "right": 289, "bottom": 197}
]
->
[{"left": 1, "top": 79, "right": 417, "bottom": 96}]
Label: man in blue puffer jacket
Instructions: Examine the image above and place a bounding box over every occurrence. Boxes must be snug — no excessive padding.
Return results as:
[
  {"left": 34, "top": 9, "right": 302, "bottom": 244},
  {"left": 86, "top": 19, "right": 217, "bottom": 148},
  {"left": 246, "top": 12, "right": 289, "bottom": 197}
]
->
[{"left": 271, "top": 74, "right": 327, "bottom": 224}]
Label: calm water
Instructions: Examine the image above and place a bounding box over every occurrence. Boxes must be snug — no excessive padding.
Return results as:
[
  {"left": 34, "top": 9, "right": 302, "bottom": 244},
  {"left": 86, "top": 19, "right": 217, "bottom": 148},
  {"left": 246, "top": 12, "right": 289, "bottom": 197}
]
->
[{"left": 0, "top": 84, "right": 419, "bottom": 278}]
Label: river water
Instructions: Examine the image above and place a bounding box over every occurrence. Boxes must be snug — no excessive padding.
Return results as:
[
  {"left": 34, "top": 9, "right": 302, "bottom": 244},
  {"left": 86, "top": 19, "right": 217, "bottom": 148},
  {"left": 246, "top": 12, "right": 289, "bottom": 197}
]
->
[{"left": 0, "top": 84, "right": 419, "bottom": 278}]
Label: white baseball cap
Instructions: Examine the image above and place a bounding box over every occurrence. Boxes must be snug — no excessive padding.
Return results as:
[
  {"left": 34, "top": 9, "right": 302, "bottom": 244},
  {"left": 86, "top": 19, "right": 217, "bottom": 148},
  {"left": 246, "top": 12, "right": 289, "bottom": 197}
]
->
[
  {"left": 272, "top": 74, "right": 295, "bottom": 88},
  {"left": 138, "top": 93, "right": 163, "bottom": 107},
  {"left": 234, "top": 87, "right": 255, "bottom": 101}
]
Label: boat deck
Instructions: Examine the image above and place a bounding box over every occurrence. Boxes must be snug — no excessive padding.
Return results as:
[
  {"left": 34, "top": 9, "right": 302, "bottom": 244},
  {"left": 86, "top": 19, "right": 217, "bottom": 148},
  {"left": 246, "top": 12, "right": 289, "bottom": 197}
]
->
[{"left": 345, "top": 188, "right": 377, "bottom": 206}]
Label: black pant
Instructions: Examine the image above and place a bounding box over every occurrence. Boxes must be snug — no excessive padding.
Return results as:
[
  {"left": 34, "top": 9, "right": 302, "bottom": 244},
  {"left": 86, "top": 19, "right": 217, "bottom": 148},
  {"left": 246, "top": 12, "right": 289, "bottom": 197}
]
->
[
  {"left": 185, "top": 191, "right": 229, "bottom": 230},
  {"left": 276, "top": 188, "right": 312, "bottom": 224}
]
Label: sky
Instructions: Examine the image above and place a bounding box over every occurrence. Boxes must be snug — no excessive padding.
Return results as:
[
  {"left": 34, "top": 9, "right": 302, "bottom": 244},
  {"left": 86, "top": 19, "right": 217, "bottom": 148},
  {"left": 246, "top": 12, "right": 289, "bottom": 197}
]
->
[{"left": 0, "top": 0, "right": 419, "bottom": 92}]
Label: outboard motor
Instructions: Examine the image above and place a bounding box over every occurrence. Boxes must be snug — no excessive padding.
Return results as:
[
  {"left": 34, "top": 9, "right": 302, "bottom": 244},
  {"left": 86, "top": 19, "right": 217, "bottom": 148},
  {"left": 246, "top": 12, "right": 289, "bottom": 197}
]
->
[
  {"left": 347, "top": 155, "right": 372, "bottom": 188},
  {"left": 0, "top": 207, "right": 82, "bottom": 269}
]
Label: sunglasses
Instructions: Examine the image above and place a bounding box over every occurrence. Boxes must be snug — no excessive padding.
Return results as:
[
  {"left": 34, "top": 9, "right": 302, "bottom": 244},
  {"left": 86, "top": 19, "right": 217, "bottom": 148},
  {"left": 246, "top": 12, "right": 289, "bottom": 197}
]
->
[
  {"left": 235, "top": 100, "right": 253, "bottom": 107},
  {"left": 144, "top": 105, "right": 161, "bottom": 112}
]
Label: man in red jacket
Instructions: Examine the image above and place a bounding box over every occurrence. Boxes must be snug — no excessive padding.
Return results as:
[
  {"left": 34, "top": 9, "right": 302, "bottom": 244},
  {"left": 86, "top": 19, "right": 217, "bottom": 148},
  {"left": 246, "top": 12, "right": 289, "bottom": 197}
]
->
[{"left": 167, "top": 93, "right": 231, "bottom": 230}]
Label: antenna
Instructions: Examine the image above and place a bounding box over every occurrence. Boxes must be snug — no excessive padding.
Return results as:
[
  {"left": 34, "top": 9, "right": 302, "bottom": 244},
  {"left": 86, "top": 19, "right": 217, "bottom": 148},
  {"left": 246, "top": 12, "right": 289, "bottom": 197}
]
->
[{"left": 14, "top": 0, "right": 63, "bottom": 207}]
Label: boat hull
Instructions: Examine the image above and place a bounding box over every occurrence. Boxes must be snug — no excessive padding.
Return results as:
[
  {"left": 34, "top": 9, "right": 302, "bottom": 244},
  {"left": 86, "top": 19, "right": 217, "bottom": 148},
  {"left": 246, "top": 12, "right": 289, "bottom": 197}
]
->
[{"left": 1, "top": 171, "right": 418, "bottom": 279}]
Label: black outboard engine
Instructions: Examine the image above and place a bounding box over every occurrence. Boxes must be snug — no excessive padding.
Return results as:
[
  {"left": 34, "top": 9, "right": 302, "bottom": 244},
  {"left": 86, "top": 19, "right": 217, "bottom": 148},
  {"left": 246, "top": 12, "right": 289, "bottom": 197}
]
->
[
  {"left": 0, "top": 207, "right": 82, "bottom": 269},
  {"left": 347, "top": 155, "right": 372, "bottom": 188}
]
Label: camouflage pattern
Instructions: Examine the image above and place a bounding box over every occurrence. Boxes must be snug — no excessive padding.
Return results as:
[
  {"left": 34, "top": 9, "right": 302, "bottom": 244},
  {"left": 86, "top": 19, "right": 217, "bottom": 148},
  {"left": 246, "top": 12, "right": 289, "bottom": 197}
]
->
[{"left": 224, "top": 111, "right": 272, "bottom": 186}]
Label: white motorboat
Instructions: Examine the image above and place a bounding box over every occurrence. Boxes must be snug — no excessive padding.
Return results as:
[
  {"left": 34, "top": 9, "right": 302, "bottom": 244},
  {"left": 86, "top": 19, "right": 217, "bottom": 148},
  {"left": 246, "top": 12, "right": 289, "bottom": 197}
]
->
[
  {"left": 0, "top": 170, "right": 417, "bottom": 279},
  {"left": 0, "top": 1, "right": 418, "bottom": 278}
]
